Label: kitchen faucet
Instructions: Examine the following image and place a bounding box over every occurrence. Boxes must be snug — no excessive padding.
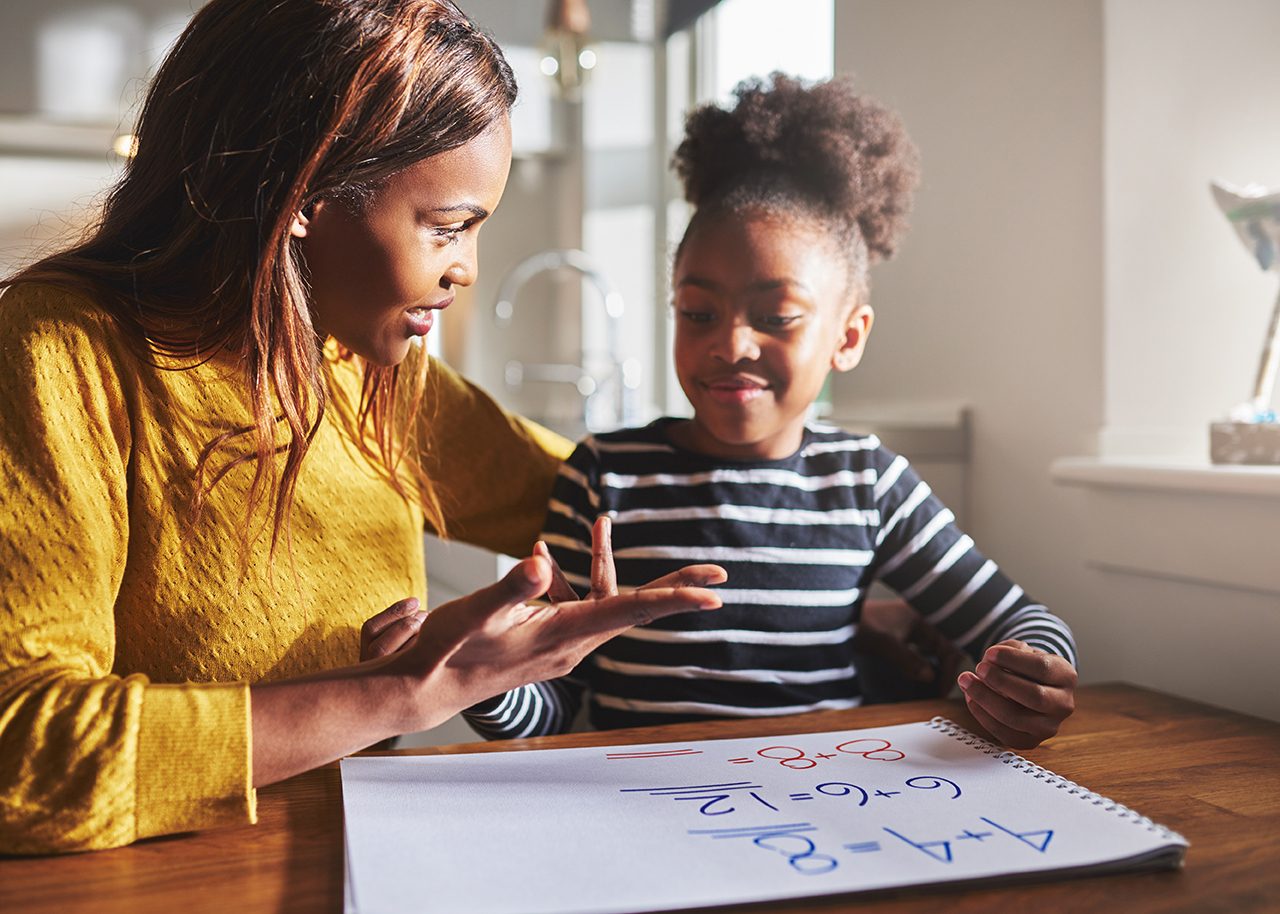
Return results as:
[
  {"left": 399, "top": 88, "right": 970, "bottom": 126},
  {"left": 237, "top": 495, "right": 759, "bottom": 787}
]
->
[{"left": 493, "top": 248, "right": 641, "bottom": 433}]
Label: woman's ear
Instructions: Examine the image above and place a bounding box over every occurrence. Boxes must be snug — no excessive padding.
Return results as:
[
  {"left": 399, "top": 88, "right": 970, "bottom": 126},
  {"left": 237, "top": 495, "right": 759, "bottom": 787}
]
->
[
  {"left": 289, "top": 200, "right": 320, "bottom": 238},
  {"left": 831, "top": 303, "right": 874, "bottom": 372},
  {"left": 289, "top": 210, "right": 310, "bottom": 239}
]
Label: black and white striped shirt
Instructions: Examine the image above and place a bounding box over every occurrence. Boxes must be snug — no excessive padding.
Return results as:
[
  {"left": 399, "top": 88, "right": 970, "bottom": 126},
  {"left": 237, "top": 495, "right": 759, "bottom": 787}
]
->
[{"left": 464, "top": 420, "right": 1075, "bottom": 739}]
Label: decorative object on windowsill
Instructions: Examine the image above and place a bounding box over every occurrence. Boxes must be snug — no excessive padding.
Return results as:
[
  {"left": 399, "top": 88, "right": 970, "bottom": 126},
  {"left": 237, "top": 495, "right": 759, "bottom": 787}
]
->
[
  {"left": 541, "top": 0, "right": 597, "bottom": 101},
  {"left": 1209, "top": 179, "right": 1280, "bottom": 465}
]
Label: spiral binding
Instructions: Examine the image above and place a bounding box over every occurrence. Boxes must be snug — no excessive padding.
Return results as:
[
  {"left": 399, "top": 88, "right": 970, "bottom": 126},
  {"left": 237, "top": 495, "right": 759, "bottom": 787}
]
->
[{"left": 926, "top": 717, "right": 1186, "bottom": 845}]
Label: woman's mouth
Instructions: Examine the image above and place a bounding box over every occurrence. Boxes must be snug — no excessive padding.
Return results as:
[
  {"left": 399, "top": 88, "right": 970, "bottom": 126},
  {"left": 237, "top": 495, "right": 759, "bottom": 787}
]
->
[{"left": 405, "top": 296, "right": 453, "bottom": 337}]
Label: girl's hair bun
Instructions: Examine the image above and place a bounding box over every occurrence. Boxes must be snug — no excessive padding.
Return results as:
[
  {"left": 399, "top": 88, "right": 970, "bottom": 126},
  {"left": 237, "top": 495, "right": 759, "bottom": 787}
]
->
[{"left": 672, "top": 72, "right": 919, "bottom": 263}]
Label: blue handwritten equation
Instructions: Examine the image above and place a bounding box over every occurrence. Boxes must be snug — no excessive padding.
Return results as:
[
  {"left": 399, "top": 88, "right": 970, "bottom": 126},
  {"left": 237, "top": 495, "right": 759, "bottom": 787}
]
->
[{"left": 613, "top": 735, "right": 1056, "bottom": 877}]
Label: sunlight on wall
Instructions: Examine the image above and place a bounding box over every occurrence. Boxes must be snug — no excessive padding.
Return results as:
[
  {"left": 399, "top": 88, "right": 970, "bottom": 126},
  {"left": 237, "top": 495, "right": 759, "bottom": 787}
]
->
[{"left": 710, "top": 0, "right": 833, "bottom": 100}]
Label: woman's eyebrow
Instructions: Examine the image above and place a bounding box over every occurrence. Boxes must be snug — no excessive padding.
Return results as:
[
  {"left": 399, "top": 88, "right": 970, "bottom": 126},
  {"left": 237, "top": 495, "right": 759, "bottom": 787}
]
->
[{"left": 426, "top": 204, "right": 489, "bottom": 219}]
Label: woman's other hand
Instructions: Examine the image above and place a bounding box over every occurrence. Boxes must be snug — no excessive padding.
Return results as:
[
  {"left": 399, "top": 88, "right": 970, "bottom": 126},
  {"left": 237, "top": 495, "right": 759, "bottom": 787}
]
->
[
  {"left": 958, "top": 640, "right": 1077, "bottom": 749},
  {"left": 359, "top": 597, "right": 426, "bottom": 660}
]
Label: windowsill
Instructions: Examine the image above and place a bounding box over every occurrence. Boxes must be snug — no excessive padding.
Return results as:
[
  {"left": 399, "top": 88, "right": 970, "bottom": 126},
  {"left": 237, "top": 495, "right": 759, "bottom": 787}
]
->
[
  {"left": 1051, "top": 456, "right": 1280, "bottom": 499},
  {"left": 1052, "top": 457, "right": 1280, "bottom": 595}
]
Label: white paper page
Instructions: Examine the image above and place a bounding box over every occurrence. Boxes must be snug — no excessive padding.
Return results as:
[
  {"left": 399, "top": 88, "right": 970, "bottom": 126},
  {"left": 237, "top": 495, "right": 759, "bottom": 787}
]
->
[{"left": 340, "top": 719, "right": 1184, "bottom": 914}]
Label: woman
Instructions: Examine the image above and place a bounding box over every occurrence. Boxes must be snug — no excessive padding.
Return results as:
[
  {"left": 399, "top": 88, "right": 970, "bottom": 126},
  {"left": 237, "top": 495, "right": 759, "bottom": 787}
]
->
[{"left": 0, "top": 0, "right": 723, "bottom": 854}]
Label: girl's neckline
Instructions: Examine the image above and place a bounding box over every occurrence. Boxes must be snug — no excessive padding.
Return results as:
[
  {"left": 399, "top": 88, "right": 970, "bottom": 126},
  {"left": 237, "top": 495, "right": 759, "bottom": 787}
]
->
[{"left": 651, "top": 416, "right": 816, "bottom": 468}]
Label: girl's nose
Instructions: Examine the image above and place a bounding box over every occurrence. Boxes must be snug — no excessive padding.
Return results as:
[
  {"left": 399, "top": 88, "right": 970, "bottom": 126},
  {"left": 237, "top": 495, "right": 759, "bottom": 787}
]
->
[{"left": 711, "top": 320, "right": 761, "bottom": 363}]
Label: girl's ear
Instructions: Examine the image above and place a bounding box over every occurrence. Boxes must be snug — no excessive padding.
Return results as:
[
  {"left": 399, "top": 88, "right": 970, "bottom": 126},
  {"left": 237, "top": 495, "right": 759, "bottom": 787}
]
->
[{"left": 831, "top": 303, "right": 874, "bottom": 373}]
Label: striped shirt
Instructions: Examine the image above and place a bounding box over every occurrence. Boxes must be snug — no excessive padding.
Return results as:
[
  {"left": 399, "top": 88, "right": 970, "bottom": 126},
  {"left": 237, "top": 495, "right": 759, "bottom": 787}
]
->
[{"left": 464, "top": 419, "right": 1075, "bottom": 739}]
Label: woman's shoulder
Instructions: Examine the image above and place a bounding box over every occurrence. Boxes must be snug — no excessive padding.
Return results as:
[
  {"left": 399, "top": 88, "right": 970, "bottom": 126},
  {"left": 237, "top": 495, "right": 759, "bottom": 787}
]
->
[
  {"left": 0, "top": 281, "right": 125, "bottom": 350},
  {"left": 0, "top": 281, "right": 145, "bottom": 402}
]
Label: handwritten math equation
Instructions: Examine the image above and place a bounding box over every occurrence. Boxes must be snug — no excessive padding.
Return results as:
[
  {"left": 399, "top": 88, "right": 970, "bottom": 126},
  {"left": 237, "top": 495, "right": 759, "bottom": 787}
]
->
[{"left": 613, "top": 734, "right": 1055, "bottom": 877}]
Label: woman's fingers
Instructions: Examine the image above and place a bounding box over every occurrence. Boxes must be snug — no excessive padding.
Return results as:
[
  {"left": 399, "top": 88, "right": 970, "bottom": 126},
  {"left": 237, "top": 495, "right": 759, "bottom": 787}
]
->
[
  {"left": 534, "top": 541, "right": 580, "bottom": 604},
  {"left": 553, "top": 586, "right": 722, "bottom": 642},
  {"left": 590, "top": 516, "right": 617, "bottom": 598},
  {"left": 637, "top": 564, "right": 728, "bottom": 590},
  {"left": 360, "top": 597, "right": 423, "bottom": 659}
]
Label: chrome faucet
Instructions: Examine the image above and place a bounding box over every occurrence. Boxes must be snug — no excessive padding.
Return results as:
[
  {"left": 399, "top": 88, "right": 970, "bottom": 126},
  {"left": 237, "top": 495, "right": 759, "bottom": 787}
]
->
[{"left": 493, "top": 249, "right": 641, "bottom": 433}]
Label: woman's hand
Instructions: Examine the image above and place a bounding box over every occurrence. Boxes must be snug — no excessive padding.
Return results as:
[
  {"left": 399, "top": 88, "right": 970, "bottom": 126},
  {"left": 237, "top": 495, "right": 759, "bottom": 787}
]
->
[
  {"left": 537, "top": 516, "right": 727, "bottom": 603},
  {"left": 958, "top": 640, "right": 1077, "bottom": 749},
  {"left": 384, "top": 517, "right": 726, "bottom": 733},
  {"left": 252, "top": 521, "right": 724, "bottom": 786}
]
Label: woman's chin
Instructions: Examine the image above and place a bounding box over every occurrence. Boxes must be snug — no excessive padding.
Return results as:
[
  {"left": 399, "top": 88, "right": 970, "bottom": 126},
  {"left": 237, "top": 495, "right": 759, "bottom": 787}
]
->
[{"left": 340, "top": 337, "right": 413, "bottom": 367}]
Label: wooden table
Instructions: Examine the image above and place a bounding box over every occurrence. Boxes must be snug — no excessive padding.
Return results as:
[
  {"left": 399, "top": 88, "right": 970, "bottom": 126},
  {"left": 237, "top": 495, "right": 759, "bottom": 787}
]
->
[{"left": 3, "top": 683, "right": 1278, "bottom": 913}]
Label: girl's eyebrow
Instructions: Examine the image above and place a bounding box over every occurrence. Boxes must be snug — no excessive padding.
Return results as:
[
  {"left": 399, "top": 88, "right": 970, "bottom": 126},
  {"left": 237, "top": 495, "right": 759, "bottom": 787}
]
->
[{"left": 677, "top": 275, "right": 812, "bottom": 296}]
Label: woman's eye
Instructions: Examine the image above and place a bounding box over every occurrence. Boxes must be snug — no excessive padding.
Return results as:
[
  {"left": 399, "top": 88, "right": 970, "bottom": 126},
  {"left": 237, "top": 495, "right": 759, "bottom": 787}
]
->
[
  {"left": 678, "top": 309, "right": 714, "bottom": 324},
  {"left": 431, "top": 221, "right": 470, "bottom": 242}
]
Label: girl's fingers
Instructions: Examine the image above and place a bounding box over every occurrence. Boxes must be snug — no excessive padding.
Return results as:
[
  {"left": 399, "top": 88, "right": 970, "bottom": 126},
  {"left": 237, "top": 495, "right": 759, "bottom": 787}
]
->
[
  {"left": 958, "top": 671, "right": 1055, "bottom": 747},
  {"left": 360, "top": 597, "right": 421, "bottom": 652},
  {"left": 637, "top": 564, "right": 728, "bottom": 590},
  {"left": 983, "top": 641, "right": 1079, "bottom": 689},
  {"left": 963, "top": 690, "right": 1041, "bottom": 750},
  {"left": 590, "top": 516, "right": 617, "bottom": 598},
  {"left": 974, "top": 658, "right": 1074, "bottom": 717},
  {"left": 534, "top": 541, "right": 581, "bottom": 604}
]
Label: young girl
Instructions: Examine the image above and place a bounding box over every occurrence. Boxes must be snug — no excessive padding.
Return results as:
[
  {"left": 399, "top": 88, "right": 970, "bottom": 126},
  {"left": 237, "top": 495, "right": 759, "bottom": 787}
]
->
[{"left": 466, "top": 73, "right": 1078, "bottom": 749}]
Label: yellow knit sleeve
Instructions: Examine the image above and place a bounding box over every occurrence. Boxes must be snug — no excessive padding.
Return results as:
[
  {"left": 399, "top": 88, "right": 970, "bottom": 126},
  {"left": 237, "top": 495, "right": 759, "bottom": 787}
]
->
[
  {"left": 419, "top": 355, "right": 572, "bottom": 557},
  {"left": 0, "top": 286, "right": 254, "bottom": 854}
]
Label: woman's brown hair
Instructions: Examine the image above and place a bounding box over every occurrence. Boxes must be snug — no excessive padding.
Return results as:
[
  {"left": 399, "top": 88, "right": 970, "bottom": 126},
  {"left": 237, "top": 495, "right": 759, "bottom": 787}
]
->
[{"left": 2, "top": 0, "right": 516, "bottom": 559}]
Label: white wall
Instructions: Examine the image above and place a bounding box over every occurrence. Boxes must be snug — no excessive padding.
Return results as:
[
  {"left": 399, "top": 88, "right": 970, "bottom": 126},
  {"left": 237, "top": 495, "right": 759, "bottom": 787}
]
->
[
  {"left": 835, "top": 0, "right": 1280, "bottom": 721},
  {"left": 1104, "top": 0, "right": 1280, "bottom": 457},
  {"left": 833, "top": 0, "right": 1106, "bottom": 673}
]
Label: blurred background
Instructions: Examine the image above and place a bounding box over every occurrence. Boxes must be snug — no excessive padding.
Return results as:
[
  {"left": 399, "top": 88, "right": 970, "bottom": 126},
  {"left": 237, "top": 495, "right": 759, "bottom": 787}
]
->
[{"left": 2, "top": 0, "right": 1277, "bottom": 731}]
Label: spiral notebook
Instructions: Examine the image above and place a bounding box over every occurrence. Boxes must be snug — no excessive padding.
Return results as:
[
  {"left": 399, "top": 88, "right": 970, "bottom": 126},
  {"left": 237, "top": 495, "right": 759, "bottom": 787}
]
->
[{"left": 340, "top": 718, "right": 1187, "bottom": 914}]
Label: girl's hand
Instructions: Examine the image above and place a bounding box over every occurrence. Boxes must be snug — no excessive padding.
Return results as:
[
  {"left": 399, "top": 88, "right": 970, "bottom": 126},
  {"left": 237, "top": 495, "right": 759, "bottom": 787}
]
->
[
  {"left": 852, "top": 599, "right": 966, "bottom": 697},
  {"left": 359, "top": 597, "right": 426, "bottom": 660},
  {"left": 958, "top": 640, "right": 1077, "bottom": 749}
]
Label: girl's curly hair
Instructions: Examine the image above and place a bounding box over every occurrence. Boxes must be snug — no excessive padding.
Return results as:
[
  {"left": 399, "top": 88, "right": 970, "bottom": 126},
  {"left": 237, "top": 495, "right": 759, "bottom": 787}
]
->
[{"left": 672, "top": 72, "right": 919, "bottom": 281}]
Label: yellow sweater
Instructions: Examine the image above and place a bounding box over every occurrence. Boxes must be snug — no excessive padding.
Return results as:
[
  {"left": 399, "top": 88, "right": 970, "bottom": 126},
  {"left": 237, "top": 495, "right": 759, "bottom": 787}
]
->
[{"left": 0, "top": 283, "right": 570, "bottom": 854}]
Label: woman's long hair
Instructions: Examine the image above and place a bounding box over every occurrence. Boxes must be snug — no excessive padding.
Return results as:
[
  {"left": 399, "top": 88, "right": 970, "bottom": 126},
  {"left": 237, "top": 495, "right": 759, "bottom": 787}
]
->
[{"left": 2, "top": 0, "right": 516, "bottom": 560}]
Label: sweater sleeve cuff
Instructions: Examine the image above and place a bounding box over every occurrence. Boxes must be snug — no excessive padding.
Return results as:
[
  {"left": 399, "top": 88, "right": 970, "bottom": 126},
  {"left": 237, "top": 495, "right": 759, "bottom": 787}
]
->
[{"left": 134, "top": 681, "right": 257, "bottom": 841}]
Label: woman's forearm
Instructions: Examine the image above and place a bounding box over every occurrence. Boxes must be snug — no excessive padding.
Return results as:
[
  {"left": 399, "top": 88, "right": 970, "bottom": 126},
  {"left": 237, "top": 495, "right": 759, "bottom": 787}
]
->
[{"left": 249, "top": 660, "right": 427, "bottom": 787}]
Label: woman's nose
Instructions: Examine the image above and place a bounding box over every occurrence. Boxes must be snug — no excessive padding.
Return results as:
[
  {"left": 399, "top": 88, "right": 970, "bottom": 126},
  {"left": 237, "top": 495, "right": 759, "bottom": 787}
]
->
[{"left": 442, "top": 240, "right": 478, "bottom": 289}]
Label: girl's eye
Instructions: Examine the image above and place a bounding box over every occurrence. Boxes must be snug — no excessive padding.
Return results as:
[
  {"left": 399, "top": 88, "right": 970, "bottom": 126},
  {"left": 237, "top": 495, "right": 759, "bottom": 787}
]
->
[{"left": 758, "top": 314, "right": 802, "bottom": 329}]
